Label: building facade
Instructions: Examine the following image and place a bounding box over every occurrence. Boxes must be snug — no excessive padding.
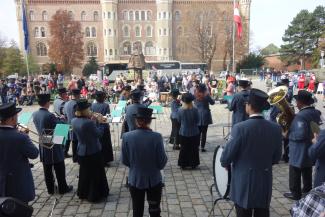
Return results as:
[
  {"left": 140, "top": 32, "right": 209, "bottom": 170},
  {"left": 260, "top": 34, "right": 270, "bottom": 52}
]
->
[{"left": 15, "top": 0, "right": 251, "bottom": 73}]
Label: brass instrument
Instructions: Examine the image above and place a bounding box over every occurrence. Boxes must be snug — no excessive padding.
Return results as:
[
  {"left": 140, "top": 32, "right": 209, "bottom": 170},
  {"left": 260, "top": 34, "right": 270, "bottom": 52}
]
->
[
  {"left": 17, "top": 124, "right": 54, "bottom": 149},
  {"left": 268, "top": 86, "right": 295, "bottom": 133},
  {"left": 17, "top": 124, "right": 39, "bottom": 144},
  {"left": 91, "top": 112, "right": 108, "bottom": 124}
]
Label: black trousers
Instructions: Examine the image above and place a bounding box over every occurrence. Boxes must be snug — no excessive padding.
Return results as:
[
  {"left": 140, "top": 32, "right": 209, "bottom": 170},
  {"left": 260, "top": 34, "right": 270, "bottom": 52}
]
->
[
  {"left": 129, "top": 184, "right": 162, "bottom": 217},
  {"left": 282, "top": 138, "right": 289, "bottom": 161},
  {"left": 289, "top": 165, "right": 312, "bottom": 198},
  {"left": 170, "top": 118, "right": 180, "bottom": 146},
  {"left": 64, "top": 139, "right": 71, "bottom": 155},
  {"left": 43, "top": 161, "right": 69, "bottom": 194},
  {"left": 235, "top": 204, "right": 269, "bottom": 217},
  {"left": 198, "top": 125, "right": 208, "bottom": 149}
]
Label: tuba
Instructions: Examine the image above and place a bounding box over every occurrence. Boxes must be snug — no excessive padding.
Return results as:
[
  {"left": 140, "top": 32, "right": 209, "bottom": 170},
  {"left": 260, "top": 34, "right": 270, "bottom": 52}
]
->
[{"left": 268, "top": 86, "right": 295, "bottom": 133}]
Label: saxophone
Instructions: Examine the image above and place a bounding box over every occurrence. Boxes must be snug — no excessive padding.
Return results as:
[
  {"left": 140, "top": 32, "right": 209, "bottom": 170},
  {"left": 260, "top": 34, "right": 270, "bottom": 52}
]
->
[{"left": 268, "top": 86, "right": 295, "bottom": 133}]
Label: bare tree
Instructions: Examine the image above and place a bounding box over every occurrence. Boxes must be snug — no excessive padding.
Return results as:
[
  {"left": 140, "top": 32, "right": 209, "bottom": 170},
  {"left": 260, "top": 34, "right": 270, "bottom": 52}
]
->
[
  {"left": 48, "top": 10, "right": 84, "bottom": 74},
  {"left": 190, "top": 11, "right": 218, "bottom": 71}
]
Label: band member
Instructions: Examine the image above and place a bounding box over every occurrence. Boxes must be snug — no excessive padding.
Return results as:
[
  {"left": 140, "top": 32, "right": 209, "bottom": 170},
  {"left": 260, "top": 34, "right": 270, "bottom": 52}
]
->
[
  {"left": 124, "top": 89, "right": 146, "bottom": 132},
  {"left": 309, "top": 130, "right": 325, "bottom": 188},
  {"left": 169, "top": 89, "right": 181, "bottom": 150},
  {"left": 63, "top": 88, "right": 80, "bottom": 162},
  {"left": 121, "top": 107, "right": 167, "bottom": 217},
  {"left": 71, "top": 99, "right": 109, "bottom": 202},
  {"left": 178, "top": 93, "right": 200, "bottom": 169},
  {"left": 91, "top": 91, "right": 114, "bottom": 165},
  {"left": 194, "top": 84, "right": 215, "bottom": 152},
  {"left": 33, "top": 94, "right": 73, "bottom": 195},
  {"left": 120, "top": 85, "right": 132, "bottom": 101},
  {"left": 221, "top": 89, "right": 282, "bottom": 217},
  {"left": 53, "top": 87, "right": 71, "bottom": 158},
  {"left": 229, "top": 79, "right": 250, "bottom": 126},
  {"left": 284, "top": 90, "right": 321, "bottom": 200},
  {"left": 0, "top": 102, "right": 39, "bottom": 203}
]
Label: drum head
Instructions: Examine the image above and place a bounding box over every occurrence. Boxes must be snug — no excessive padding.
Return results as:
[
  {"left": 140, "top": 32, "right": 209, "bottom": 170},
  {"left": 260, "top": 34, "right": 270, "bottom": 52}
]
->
[{"left": 213, "top": 145, "right": 231, "bottom": 198}]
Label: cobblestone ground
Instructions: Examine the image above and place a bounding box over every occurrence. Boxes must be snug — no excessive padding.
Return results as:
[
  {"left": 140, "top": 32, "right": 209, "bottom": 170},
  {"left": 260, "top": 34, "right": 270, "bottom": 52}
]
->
[{"left": 20, "top": 80, "right": 325, "bottom": 217}]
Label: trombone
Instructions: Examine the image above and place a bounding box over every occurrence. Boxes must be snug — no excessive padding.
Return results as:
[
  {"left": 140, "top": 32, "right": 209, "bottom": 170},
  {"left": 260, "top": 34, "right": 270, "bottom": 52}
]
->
[
  {"left": 17, "top": 124, "right": 55, "bottom": 149},
  {"left": 17, "top": 124, "right": 39, "bottom": 144}
]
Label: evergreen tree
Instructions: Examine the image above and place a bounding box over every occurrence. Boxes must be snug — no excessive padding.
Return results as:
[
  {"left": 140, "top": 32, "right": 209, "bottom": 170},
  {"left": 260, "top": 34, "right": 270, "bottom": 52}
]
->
[
  {"left": 236, "top": 53, "right": 265, "bottom": 73},
  {"left": 2, "top": 41, "right": 25, "bottom": 76},
  {"left": 82, "top": 56, "right": 99, "bottom": 77}
]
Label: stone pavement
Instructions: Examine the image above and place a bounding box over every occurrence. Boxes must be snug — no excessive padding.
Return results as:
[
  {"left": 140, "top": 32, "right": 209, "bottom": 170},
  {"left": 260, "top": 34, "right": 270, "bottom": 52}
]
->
[{"left": 20, "top": 80, "right": 324, "bottom": 217}]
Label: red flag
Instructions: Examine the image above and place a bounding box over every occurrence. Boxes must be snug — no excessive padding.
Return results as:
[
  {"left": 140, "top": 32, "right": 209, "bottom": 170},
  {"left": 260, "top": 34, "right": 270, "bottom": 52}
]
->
[{"left": 234, "top": 2, "right": 242, "bottom": 39}]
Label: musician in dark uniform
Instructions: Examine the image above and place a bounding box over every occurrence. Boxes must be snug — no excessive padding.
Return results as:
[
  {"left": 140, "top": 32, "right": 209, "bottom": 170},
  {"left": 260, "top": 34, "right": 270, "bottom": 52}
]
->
[
  {"left": 71, "top": 99, "right": 109, "bottom": 202},
  {"left": 229, "top": 79, "right": 250, "bottom": 126},
  {"left": 53, "top": 87, "right": 71, "bottom": 158},
  {"left": 284, "top": 90, "right": 321, "bottom": 200},
  {"left": 0, "top": 103, "right": 39, "bottom": 203},
  {"left": 309, "top": 130, "right": 325, "bottom": 188},
  {"left": 33, "top": 94, "right": 73, "bottom": 195},
  {"left": 63, "top": 88, "right": 80, "bottom": 162},
  {"left": 121, "top": 107, "right": 167, "bottom": 217},
  {"left": 178, "top": 93, "right": 200, "bottom": 169},
  {"left": 91, "top": 91, "right": 113, "bottom": 165},
  {"left": 221, "top": 89, "right": 282, "bottom": 217},
  {"left": 194, "top": 84, "right": 215, "bottom": 152},
  {"left": 169, "top": 89, "right": 181, "bottom": 150},
  {"left": 124, "top": 89, "right": 146, "bottom": 132}
]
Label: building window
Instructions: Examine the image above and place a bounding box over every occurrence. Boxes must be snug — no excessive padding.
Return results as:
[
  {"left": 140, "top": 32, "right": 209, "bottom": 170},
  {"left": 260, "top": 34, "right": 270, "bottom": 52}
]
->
[
  {"left": 123, "top": 26, "right": 129, "bottom": 37},
  {"left": 42, "top": 11, "right": 48, "bottom": 21},
  {"left": 163, "top": 28, "right": 167, "bottom": 36},
  {"left": 104, "top": 29, "right": 107, "bottom": 36},
  {"left": 114, "top": 29, "right": 116, "bottom": 36},
  {"left": 68, "top": 11, "right": 73, "bottom": 18},
  {"left": 177, "top": 26, "right": 182, "bottom": 36},
  {"left": 141, "top": 11, "right": 145, "bottom": 20},
  {"left": 145, "top": 41, "right": 155, "bottom": 55},
  {"left": 163, "top": 48, "right": 167, "bottom": 55},
  {"left": 133, "top": 41, "right": 142, "bottom": 52},
  {"left": 93, "top": 11, "right": 99, "bottom": 21},
  {"left": 158, "top": 12, "right": 161, "bottom": 20},
  {"left": 105, "top": 49, "right": 107, "bottom": 56},
  {"left": 135, "top": 26, "right": 141, "bottom": 37},
  {"left": 34, "top": 27, "right": 39, "bottom": 37},
  {"left": 147, "top": 11, "right": 151, "bottom": 20},
  {"left": 163, "top": 12, "right": 166, "bottom": 19},
  {"left": 107, "top": 12, "right": 111, "bottom": 19},
  {"left": 146, "top": 26, "right": 152, "bottom": 37},
  {"left": 115, "top": 49, "right": 117, "bottom": 55},
  {"left": 123, "top": 41, "right": 131, "bottom": 55},
  {"left": 29, "top": 11, "right": 35, "bottom": 21},
  {"left": 108, "top": 29, "right": 112, "bottom": 36},
  {"left": 87, "top": 42, "right": 97, "bottom": 56},
  {"left": 103, "top": 12, "right": 105, "bottom": 19},
  {"left": 85, "top": 27, "right": 90, "bottom": 37},
  {"left": 91, "top": 27, "right": 96, "bottom": 37},
  {"left": 40, "top": 27, "right": 46, "bottom": 37},
  {"left": 113, "top": 12, "right": 116, "bottom": 20},
  {"left": 109, "top": 49, "right": 113, "bottom": 56},
  {"left": 135, "top": 11, "right": 140, "bottom": 20},
  {"left": 175, "top": 11, "right": 180, "bottom": 20},
  {"left": 36, "top": 42, "right": 47, "bottom": 56},
  {"left": 123, "top": 11, "right": 128, "bottom": 20},
  {"left": 129, "top": 11, "right": 134, "bottom": 20},
  {"left": 81, "top": 11, "right": 86, "bottom": 21}
]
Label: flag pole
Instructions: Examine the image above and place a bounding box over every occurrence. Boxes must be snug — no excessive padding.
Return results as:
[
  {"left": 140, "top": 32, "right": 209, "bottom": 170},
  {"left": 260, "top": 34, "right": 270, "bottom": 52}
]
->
[
  {"left": 25, "top": 51, "right": 30, "bottom": 78},
  {"left": 232, "top": 0, "right": 236, "bottom": 73}
]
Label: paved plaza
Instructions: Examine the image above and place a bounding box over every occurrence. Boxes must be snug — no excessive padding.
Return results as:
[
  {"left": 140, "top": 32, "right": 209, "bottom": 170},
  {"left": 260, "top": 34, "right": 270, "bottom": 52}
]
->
[{"left": 23, "top": 80, "right": 324, "bottom": 217}]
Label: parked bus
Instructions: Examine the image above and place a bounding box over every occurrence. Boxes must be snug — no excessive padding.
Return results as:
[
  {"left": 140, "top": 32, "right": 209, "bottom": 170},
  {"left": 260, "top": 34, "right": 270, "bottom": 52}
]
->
[{"left": 180, "top": 63, "right": 207, "bottom": 72}]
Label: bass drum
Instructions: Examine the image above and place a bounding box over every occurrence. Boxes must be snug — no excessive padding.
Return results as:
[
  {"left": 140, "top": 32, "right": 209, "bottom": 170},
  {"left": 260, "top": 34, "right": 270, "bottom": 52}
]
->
[{"left": 213, "top": 145, "right": 231, "bottom": 199}]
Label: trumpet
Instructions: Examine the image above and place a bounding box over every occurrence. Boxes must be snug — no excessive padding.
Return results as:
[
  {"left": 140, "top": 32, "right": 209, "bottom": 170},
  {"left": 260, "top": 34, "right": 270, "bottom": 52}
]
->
[{"left": 91, "top": 112, "right": 108, "bottom": 124}]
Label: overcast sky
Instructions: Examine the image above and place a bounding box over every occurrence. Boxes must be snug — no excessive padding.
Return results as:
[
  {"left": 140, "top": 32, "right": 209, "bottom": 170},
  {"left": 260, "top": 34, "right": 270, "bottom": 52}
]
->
[{"left": 0, "top": 0, "right": 324, "bottom": 50}]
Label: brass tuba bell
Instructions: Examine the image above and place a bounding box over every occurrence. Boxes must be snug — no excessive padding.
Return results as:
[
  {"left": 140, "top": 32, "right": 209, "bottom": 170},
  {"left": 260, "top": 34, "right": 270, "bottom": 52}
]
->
[{"left": 268, "top": 86, "right": 295, "bottom": 133}]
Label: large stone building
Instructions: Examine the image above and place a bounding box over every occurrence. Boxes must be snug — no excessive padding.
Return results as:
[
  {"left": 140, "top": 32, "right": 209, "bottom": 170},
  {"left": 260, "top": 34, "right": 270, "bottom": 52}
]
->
[{"left": 15, "top": 0, "right": 251, "bottom": 73}]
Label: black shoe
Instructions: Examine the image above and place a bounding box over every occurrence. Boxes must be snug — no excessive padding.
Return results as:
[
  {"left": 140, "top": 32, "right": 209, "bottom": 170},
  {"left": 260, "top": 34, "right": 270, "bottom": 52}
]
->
[
  {"left": 201, "top": 148, "right": 206, "bottom": 152},
  {"left": 283, "top": 192, "right": 300, "bottom": 200},
  {"left": 65, "top": 153, "right": 72, "bottom": 158},
  {"left": 59, "top": 185, "right": 73, "bottom": 194}
]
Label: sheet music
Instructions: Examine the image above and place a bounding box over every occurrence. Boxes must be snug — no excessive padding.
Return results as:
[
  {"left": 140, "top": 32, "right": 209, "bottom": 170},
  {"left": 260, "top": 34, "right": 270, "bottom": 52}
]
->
[
  {"left": 52, "top": 135, "right": 64, "bottom": 145},
  {"left": 112, "top": 117, "right": 122, "bottom": 123}
]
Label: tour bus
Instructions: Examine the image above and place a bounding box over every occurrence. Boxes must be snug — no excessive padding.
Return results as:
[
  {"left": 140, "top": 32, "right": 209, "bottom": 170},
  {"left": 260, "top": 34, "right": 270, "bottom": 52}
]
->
[{"left": 180, "top": 62, "right": 207, "bottom": 72}]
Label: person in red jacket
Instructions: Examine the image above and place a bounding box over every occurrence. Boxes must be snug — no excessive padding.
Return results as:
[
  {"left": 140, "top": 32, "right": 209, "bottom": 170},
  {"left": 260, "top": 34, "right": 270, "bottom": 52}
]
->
[{"left": 298, "top": 74, "right": 305, "bottom": 90}]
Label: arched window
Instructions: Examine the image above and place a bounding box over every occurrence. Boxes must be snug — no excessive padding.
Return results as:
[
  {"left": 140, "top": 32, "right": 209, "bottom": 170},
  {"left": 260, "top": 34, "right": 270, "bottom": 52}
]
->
[
  {"left": 147, "top": 11, "right": 151, "bottom": 20},
  {"left": 123, "top": 41, "right": 131, "bottom": 55},
  {"left": 93, "top": 11, "right": 99, "bottom": 21},
  {"left": 135, "top": 26, "right": 141, "bottom": 37},
  {"left": 146, "top": 26, "right": 152, "bottom": 37},
  {"left": 34, "top": 27, "right": 39, "bottom": 37},
  {"left": 107, "top": 12, "right": 111, "bottom": 19},
  {"left": 85, "top": 27, "right": 90, "bottom": 37},
  {"left": 36, "top": 42, "right": 47, "bottom": 56},
  {"left": 123, "top": 26, "right": 129, "bottom": 37},
  {"left": 135, "top": 11, "right": 140, "bottom": 20},
  {"left": 81, "top": 11, "right": 86, "bottom": 21},
  {"left": 86, "top": 42, "right": 97, "bottom": 56},
  {"left": 145, "top": 41, "right": 155, "bottom": 55},
  {"left": 175, "top": 11, "right": 180, "bottom": 20},
  {"left": 108, "top": 29, "right": 112, "bottom": 36},
  {"left": 141, "top": 11, "right": 145, "bottom": 20},
  {"left": 29, "top": 11, "right": 35, "bottom": 21},
  {"left": 105, "top": 49, "right": 107, "bottom": 56},
  {"left": 104, "top": 29, "right": 107, "bottom": 36},
  {"left": 42, "top": 11, "right": 48, "bottom": 21},
  {"left": 163, "top": 48, "right": 167, "bottom": 55},
  {"left": 129, "top": 11, "right": 134, "bottom": 20},
  {"left": 91, "top": 27, "right": 96, "bottom": 37},
  {"left": 177, "top": 26, "right": 183, "bottom": 36},
  {"left": 163, "top": 12, "right": 166, "bottom": 19},
  {"left": 40, "top": 27, "right": 46, "bottom": 37},
  {"left": 163, "top": 28, "right": 167, "bottom": 36},
  {"left": 123, "top": 11, "right": 128, "bottom": 20},
  {"left": 133, "top": 41, "right": 142, "bottom": 52},
  {"left": 109, "top": 49, "right": 113, "bottom": 56},
  {"left": 68, "top": 11, "right": 73, "bottom": 18}
]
